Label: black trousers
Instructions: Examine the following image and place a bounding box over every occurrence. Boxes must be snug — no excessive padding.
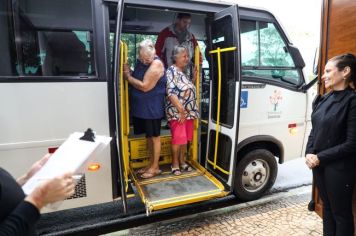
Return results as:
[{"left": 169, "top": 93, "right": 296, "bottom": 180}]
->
[{"left": 313, "top": 165, "right": 355, "bottom": 236}]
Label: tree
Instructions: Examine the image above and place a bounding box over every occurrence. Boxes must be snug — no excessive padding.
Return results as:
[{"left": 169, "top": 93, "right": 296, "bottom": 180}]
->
[{"left": 259, "top": 24, "right": 294, "bottom": 67}]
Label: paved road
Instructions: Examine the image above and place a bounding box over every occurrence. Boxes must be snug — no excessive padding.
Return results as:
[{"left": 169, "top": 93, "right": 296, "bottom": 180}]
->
[
  {"left": 103, "top": 158, "right": 317, "bottom": 236},
  {"left": 105, "top": 186, "right": 321, "bottom": 236},
  {"left": 38, "top": 158, "right": 313, "bottom": 236}
]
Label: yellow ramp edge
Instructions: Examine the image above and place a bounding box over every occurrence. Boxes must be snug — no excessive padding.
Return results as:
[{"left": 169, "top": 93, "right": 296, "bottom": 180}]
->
[{"left": 131, "top": 160, "right": 228, "bottom": 215}]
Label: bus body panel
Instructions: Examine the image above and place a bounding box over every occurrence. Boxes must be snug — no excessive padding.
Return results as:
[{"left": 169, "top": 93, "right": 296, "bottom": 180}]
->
[
  {"left": 0, "top": 82, "right": 113, "bottom": 210},
  {"left": 239, "top": 82, "right": 307, "bottom": 162}
]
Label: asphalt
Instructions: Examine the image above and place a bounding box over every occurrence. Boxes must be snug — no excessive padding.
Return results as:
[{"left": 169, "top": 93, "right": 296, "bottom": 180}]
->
[{"left": 103, "top": 185, "right": 323, "bottom": 236}]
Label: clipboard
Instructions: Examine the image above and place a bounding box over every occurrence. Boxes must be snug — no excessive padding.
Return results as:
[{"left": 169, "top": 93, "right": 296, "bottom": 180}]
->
[{"left": 22, "top": 129, "right": 112, "bottom": 195}]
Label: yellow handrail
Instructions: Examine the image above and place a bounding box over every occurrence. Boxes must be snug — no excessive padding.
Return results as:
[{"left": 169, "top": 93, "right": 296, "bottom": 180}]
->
[
  {"left": 123, "top": 43, "right": 130, "bottom": 136},
  {"left": 200, "top": 120, "right": 208, "bottom": 124},
  {"left": 207, "top": 159, "right": 230, "bottom": 175},
  {"left": 192, "top": 46, "right": 201, "bottom": 162},
  {"left": 209, "top": 47, "right": 236, "bottom": 54},
  {"left": 119, "top": 41, "right": 129, "bottom": 192},
  {"left": 208, "top": 46, "right": 236, "bottom": 174},
  {"left": 194, "top": 46, "right": 201, "bottom": 129}
]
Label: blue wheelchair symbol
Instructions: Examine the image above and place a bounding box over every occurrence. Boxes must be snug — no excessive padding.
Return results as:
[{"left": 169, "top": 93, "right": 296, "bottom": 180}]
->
[{"left": 240, "top": 91, "right": 248, "bottom": 108}]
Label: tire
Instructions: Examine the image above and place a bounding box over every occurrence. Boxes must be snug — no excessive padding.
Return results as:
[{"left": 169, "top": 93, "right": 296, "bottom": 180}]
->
[{"left": 233, "top": 149, "right": 278, "bottom": 201}]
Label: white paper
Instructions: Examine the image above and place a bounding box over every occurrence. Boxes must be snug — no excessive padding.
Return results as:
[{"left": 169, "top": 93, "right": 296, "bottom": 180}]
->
[{"left": 22, "top": 132, "right": 112, "bottom": 195}]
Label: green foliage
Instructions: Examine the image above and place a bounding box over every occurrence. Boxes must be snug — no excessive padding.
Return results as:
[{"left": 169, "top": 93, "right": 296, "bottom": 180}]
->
[
  {"left": 259, "top": 26, "right": 294, "bottom": 67},
  {"left": 242, "top": 22, "right": 294, "bottom": 68},
  {"left": 109, "top": 33, "right": 157, "bottom": 68},
  {"left": 121, "top": 34, "right": 157, "bottom": 68},
  {"left": 240, "top": 21, "right": 300, "bottom": 85}
]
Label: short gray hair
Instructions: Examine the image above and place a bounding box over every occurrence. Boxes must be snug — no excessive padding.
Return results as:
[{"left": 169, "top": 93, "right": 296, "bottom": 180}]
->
[
  {"left": 171, "top": 45, "right": 188, "bottom": 63},
  {"left": 138, "top": 39, "right": 155, "bottom": 56}
]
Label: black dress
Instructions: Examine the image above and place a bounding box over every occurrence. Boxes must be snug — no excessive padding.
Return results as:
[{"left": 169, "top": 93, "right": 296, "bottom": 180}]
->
[
  {"left": 0, "top": 168, "right": 40, "bottom": 235},
  {"left": 306, "top": 88, "right": 356, "bottom": 236}
]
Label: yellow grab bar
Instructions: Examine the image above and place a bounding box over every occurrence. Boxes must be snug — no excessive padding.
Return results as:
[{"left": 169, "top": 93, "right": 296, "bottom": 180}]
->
[
  {"left": 194, "top": 46, "right": 201, "bottom": 129},
  {"left": 209, "top": 46, "right": 236, "bottom": 173},
  {"left": 191, "top": 46, "right": 201, "bottom": 162},
  {"left": 207, "top": 159, "right": 230, "bottom": 175},
  {"left": 209, "top": 47, "right": 236, "bottom": 54},
  {"left": 200, "top": 120, "right": 208, "bottom": 125},
  {"left": 123, "top": 43, "right": 130, "bottom": 136},
  {"left": 119, "top": 41, "right": 129, "bottom": 191}
]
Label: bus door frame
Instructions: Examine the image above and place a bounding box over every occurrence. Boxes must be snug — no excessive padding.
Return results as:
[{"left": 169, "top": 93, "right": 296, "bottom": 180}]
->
[
  {"left": 112, "top": 0, "right": 128, "bottom": 214},
  {"left": 205, "top": 5, "right": 242, "bottom": 187}
]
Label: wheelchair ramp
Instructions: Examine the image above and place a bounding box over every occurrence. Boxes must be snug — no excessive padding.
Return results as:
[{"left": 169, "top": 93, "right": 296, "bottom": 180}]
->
[{"left": 131, "top": 162, "right": 227, "bottom": 214}]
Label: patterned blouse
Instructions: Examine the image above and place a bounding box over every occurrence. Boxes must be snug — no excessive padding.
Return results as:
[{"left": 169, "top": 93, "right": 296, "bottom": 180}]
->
[{"left": 166, "top": 65, "right": 199, "bottom": 121}]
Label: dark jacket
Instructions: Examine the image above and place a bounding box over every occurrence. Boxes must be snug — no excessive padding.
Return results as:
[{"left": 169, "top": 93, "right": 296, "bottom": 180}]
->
[
  {"left": 0, "top": 168, "right": 40, "bottom": 235},
  {"left": 306, "top": 88, "right": 356, "bottom": 169}
]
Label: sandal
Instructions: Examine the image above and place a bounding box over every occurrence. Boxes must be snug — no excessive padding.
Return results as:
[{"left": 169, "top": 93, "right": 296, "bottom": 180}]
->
[
  {"left": 171, "top": 166, "right": 182, "bottom": 176},
  {"left": 180, "top": 163, "right": 192, "bottom": 172},
  {"left": 140, "top": 170, "right": 162, "bottom": 179},
  {"left": 136, "top": 167, "right": 149, "bottom": 174}
]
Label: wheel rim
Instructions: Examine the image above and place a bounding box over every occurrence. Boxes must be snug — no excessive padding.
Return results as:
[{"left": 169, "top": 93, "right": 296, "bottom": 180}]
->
[{"left": 241, "top": 159, "right": 270, "bottom": 193}]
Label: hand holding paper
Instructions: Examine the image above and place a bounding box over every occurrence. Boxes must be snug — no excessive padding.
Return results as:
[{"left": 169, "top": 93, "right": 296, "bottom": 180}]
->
[
  {"left": 22, "top": 130, "right": 112, "bottom": 196},
  {"left": 25, "top": 172, "right": 75, "bottom": 210},
  {"left": 17, "top": 154, "right": 50, "bottom": 186}
]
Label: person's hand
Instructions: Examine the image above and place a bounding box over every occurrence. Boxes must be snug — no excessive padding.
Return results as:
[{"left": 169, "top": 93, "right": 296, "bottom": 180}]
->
[
  {"left": 27, "top": 154, "right": 51, "bottom": 180},
  {"left": 17, "top": 154, "right": 51, "bottom": 186},
  {"left": 25, "top": 172, "right": 75, "bottom": 210},
  {"left": 305, "top": 154, "right": 320, "bottom": 169},
  {"left": 192, "top": 65, "right": 198, "bottom": 84},
  {"left": 177, "top": 104, "right": 187, "bottom": 124},
  {"left": 123, "top": 63, "right": 131, "bottom": 80},
  {"left": 178, "top": 108, "right": 187, "bottom": 124}
]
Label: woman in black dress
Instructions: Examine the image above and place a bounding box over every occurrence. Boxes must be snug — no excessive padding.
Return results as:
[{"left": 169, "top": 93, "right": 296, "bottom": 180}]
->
[{"left": 305, "top": 53, "right": 356, "bottom": 236}]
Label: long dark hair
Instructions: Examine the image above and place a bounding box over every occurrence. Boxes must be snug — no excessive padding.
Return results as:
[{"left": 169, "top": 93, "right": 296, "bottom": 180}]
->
[{"left": 329, "top": 53, "right": 356, "bottom": 89}]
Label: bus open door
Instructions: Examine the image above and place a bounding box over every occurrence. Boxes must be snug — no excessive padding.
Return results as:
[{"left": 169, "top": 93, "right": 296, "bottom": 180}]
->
[
  {"left": 205, "top": 5, "right": 242, "bottom": 195},
  {"left": 114, "top": 3, "right": 243, "bottom": 215}
]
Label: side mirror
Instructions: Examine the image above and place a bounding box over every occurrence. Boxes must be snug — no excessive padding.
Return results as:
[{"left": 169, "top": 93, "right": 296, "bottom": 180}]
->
[
  {"left": 300, "top": 76, "right": 318, "bottom": 92},
  {"left": 288, "top": 45, "right": 305, "bottom": 68},
  {"left": 312, "top": 47, "right": 319, "bottom": 75}
]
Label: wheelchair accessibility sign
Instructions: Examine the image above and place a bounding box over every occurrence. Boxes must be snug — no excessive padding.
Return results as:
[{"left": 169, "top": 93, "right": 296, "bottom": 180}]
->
[{"left": 240, "top": 91, "right": 248, "bottom": 108}]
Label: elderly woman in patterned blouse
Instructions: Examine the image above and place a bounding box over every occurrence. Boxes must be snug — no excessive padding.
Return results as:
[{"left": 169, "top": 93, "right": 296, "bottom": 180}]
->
[{"left": 166, "top": 45, "right": 199, "bottom": 176}]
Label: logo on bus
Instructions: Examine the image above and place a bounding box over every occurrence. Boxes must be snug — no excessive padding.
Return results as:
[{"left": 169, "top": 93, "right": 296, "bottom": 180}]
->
[{"left": 268, "top": 90, "right": 283, "bottom": 118}]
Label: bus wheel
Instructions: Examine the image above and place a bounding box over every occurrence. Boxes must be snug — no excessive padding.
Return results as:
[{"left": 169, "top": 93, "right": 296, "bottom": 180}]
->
[{"left": 233, "top": 149, "right": 277, "bottom": 201}]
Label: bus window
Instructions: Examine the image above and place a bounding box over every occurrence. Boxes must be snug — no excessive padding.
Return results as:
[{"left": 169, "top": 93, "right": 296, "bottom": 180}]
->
[
  {"left": 0, "top": 0, "right": 18, "bottom": 76},
  {"left": 240, "top": 20, "right": 301, "bottom": 86},
  {"left": 197, "top": 40, "right": 209, "bottom": 69},
  {"left": 0, "top": 0, "right": 95, "bottom": 77},
  {"left": 198, "top": 40, "right": 210, "bottom": 120},
  {"left": 211, "top": 15, "right": 236, "bottom": 127},
  {"left": 120, "top": 33, "right": 157, "bottom": 68}
]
